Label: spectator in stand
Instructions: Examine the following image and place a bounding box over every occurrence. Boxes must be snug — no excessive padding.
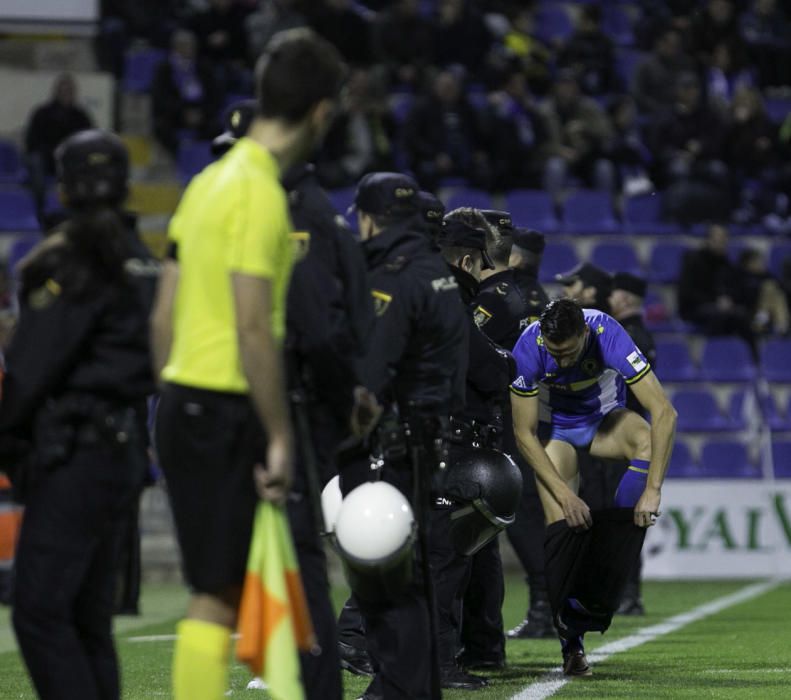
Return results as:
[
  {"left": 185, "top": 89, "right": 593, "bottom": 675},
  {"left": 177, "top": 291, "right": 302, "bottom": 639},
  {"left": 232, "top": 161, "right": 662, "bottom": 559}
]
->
[
  {"left": 372, "top": 0, "right": 435, "bottom": 88},
  {"left": 403, "top": 69, "right": 491, "bottom": 190},
  {"left": 309, "top": 0, "right": 371, "bottom": 66},
  {"left": 632, "top": 27, "right": 694, "bottom": 116},
  {"left": 482, "top": 66, "right": 548, "bottom": 190},
  {"left": 677, "top": 223, "right": 756, "bottom": 349},
  {"left": 557, "top": 4, "right": 617, "bottom": 97},
  {"left": 500, "top": 6, "right": 552, "bottom": 96},
  {"left": 434, "top": 0, "right": 493, "bottom": 76},
  {"left": 316, "top": 68, "right": 395, "bottom": 188},
  {"left": 740, "top": 0, "right": 791, "bottom": 88},
  {"left": 25, "top": 73, "right": 93, "bottom": 213},
  {"left": 541, "top": 68, "right": 615, "bottom": 203},
  {"left": 687, "top": 0, "right": 745, "bottom": 68},
  {"left": 605, "top": 94, "right": 655, "bottom": 197},
  {"left": 245, "top": 0, "right": 308, "bottom": 59},
  {"left": 705, "top": 40, "right": 755, "bottom": 112},
  {"left": 556, "top": 262, "right": 613, "bottom": 315},
  {"left": 734, "top": 248, "right": 790, "bottom": 335},
  {"left": 190, "top": 0, "right": 251, "bottom": 91},
  {"left": 151, "top": 28, "right": 221, "bottom": 156},
  {"left": 648, "top": 71, "right": 728, "bottom": 216}
]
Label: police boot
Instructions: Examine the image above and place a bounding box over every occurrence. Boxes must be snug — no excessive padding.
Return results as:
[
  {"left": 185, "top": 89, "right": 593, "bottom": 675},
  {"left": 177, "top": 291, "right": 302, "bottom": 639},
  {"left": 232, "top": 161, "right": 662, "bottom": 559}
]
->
[
  {"left": 507, "top": 591, "right": 556, "bottom": 639},
  {"left": 339, "top": 640, "right": 374, "bottom": 676},
  {"left": 440, "top": 664, "right": 489, "bottom": 690}
]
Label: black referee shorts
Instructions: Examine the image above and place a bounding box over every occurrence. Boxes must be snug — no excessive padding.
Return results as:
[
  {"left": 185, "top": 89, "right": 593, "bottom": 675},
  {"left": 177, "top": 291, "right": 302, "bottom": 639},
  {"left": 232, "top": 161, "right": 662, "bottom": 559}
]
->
[{"left": 155, "top": 383, "right": 265, "bottom": 595}]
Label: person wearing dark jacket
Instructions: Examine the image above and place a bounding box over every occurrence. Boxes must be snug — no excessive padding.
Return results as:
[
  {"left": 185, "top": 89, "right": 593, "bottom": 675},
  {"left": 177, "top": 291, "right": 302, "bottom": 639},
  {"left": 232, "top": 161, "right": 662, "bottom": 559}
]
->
[{"left": 1, "top": 129, "right": 154, "bottom": 700}]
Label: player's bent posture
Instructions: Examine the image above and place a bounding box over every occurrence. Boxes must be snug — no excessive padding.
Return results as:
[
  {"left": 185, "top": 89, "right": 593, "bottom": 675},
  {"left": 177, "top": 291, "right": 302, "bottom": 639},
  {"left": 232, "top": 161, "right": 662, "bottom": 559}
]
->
[{"left": 510, "top": 299, "right": 676, "bottom": 676}]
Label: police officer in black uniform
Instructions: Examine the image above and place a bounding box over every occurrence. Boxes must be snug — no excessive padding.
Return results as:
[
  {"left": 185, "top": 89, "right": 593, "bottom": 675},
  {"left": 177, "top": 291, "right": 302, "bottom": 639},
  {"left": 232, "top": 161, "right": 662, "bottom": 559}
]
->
[
  {"left": 431, "top": 219, "right": 515, "bottom": 689},
  {"left": 0, "top": 129, "right": 154, "bottom": 700},
  {"left": 214, "top": 100, "right": 376, "bottom": 700},
  {"left": 416, "top": 190, "right": 445, "bottom": 242},
  {"left": 340, "top": 172, "right": 467, "bottom": 700},
  {"left": 609, "top": 272, "right": 656, "bottom": 616}
]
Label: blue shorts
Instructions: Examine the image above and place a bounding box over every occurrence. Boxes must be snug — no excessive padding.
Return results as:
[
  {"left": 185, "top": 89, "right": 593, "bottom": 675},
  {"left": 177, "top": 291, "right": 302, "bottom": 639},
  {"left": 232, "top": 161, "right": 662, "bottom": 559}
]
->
[{"left": 538, "top": 416, "right": 605, "bottom": 449}]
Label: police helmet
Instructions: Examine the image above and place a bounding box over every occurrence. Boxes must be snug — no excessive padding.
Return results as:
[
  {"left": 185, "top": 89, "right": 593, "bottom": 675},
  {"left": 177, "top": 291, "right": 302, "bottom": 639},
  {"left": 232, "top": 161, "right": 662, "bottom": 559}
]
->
[
  {"left": 444, "top": 448, "right": 523, "bottom": 555},
  {"left": 320, "top": 475, "right": 343, "bottom": 533},
  {"left": 334, "top": 481, "right": 416, "bottom": 603},
  {"left": 55, "top": 129, "right": 129, "bottom": 207}
]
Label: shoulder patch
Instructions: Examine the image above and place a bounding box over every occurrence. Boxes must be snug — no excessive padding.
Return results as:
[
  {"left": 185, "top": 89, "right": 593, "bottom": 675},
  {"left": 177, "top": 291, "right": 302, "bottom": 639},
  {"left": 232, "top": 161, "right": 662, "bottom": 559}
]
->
[
  {"left": 371, "top": 289, "right": 392, "bottom": 316},
  {"left": 626, "top": 349, "right": 647, "bottom": 373},
  {"left": 495, "top": 282, "right": 509, "bottom": 296},
  {"left": 290, "top": 231, "right": 311, "bottom": 261},
  {"left": 29, "top": 278, "right": 61, "bottom": 310},
  {"left": 473, "top": 305, "right": 492, "bottom": 328},
  {"left": 431, "top": 276, "right": 458, "bottom": 292}
]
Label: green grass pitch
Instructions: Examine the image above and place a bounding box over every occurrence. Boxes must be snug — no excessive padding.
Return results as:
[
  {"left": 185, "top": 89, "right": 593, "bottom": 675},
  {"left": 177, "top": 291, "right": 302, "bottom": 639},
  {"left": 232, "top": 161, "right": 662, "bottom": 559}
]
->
[{"left": 1, "top": 577, "right": 789, "bottom": 698}]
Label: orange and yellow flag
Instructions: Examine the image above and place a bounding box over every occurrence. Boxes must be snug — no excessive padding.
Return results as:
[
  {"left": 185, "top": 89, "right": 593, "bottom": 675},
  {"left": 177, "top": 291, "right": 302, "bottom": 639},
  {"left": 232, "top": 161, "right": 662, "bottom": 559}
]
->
[{"left": 236, "top": 501, "right": 315, "bottom": 700}]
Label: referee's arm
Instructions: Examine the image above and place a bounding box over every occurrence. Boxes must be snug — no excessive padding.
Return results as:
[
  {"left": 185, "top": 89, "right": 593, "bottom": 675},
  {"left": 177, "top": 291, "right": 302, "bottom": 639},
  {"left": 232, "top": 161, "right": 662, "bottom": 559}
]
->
[
  {"left": 233, "top": 272, "right": 294, "bottom": 503},
  {"left": 150, "top": 258, "right": 179, "bottom": 380}
]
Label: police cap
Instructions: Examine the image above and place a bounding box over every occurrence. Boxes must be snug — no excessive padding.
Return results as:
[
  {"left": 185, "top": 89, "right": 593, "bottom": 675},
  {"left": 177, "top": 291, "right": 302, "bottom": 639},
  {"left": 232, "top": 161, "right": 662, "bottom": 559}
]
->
[
  {"left": 479, "top": 209, "right": 513, "bottom": 233},
  {"left": 417, "top": 190, "right": 445, "bottom": 227},
  {"left": 55, "top": 129, "right": 129, "bottom": 207},
  {"left": 212, "top": 99, "right": 257, "bottom": 155},
  {"left": 612, "top": 271, "right": 647, "bottom": 298},
  {"left": 437, "top": 219, "right": 495, "bottom": 269},
  {"left": 512, "top": 227, "right": 545, "bottom": 254},
  {"left": 555, "top": 262, "right": 612, "bottom": 292},
  {"left": 351, "top": 172, "right": 419, "bottom": 218}
]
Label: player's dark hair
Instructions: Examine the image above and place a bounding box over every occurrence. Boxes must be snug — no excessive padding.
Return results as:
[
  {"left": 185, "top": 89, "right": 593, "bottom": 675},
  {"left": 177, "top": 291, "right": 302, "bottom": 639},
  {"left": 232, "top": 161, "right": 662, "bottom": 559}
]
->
[
  {"left": 540, "top": 298, "right": 585, "bottom": 343},
  {"left": 255, "top": 28, "right": 346, "bottom": 124}
]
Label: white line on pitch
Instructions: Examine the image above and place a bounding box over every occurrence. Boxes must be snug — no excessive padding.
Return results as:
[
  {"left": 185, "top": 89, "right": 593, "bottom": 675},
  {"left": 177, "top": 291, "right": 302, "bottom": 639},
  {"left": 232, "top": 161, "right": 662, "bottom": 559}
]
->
[
  {"left": 511, "top": 579, "right": 782, "bottom": 700},
  {"left": 126, "top": 633, "right": 241, "bottom": 643}
]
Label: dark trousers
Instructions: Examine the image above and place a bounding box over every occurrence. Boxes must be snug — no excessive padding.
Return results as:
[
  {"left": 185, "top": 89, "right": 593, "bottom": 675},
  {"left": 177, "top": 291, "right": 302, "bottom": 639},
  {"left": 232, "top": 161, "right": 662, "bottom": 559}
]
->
[
  {"left": 338, "top": 596, "right": 366, "bottom": 650},
  {"left": 287, "top": 496, "right": 342, "bottom": 700},
  {"left": 12, "top": 445, "right": 142, "bottom": 700},
  {"left": 461, "top": 536, "right": 505, "bottom": 662}
]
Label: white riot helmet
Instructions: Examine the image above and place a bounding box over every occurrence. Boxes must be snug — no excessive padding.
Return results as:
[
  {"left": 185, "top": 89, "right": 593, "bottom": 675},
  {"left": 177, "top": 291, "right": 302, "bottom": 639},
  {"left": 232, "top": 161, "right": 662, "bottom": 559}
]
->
[
  {"left": 334, "top": 481, "right": 416, "bottom": 603},
  {"left": 321, "top": 475, "right": 343, "bottom": 533}
]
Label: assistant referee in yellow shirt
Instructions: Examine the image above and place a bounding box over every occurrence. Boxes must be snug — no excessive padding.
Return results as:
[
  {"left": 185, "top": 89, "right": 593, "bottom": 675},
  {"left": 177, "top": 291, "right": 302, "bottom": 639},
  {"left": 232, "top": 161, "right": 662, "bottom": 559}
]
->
[{"left": 150, "top": 29, "right": 345, "bottom": 700}]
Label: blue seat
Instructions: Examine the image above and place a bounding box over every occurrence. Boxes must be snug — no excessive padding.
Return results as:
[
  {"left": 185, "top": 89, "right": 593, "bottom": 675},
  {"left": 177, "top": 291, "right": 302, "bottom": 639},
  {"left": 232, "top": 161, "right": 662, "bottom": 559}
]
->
[
  {"left": 768, "top": 242, "right": 791, "bottom": 278},
  {"left": 327, "top": 186, "right": 357, "bottom": 217},
  {"left": 389, "top": 91, "right": 415, "bottom": 126},
  {"left": 666, "top": 441, "right": 700, "bottom": 478},
  {"left": 760, "top": 393, "right": 791, "bottom": 431},
  {"left": 699, "top": 338, "right": 757, "bottom": 382},
  {"left": 614, "top": 48, "right": 645, "bottom": 90},
  {"left": 674, "top": 389, "right": 731, "bottom": 432},
  {"left": 443, "top": 188, "right": 492, "bottom": 212},
  {"left": 534, "top": 4, "right": 573, "bottom": 44},
  {"left": 0, "top": 188, "right": 39, "bottom": 232},
  {"left": 764, "top": 97, "right": 791, "bottom": 124},
  {"left": 177, "top": 141, "right": 214, "bottom": 184},
  {"left": 760, "top": 339, "right": 791, "bottom": 382},
  {"left": 772, "top": 440, "right": 791, "bottom": 478},
  {"left": 505, "top": 190, "right": 559, "bottom": 232},
  {"left": 7, "top": 232, "right": 43, "bottom": 279},
  {"left": 622, "top": 193, "right": 680, "bottom": 235},
  {"left": 0, "top": 140, "right": 25, "bottom": 184},
  {"left": 647, "top": 242, "right": 686, "bottom": 283},
  {"left": 654, "top": 341, "right": 698, "bottom": 382},
  {"left": 123, "top": 48, "right": 166, "bottom": 93},
  {"left": 590, "top": 241, "right": 642, "bottom": 276},
  {"left": 701, "top": 440, "right": 759, "bottom": 478},
  {"left": 561, "top": 190, "right": 619, "bottom": 235},
  {"left": 602, "top": 4, "right": 634, "bottom": 46},
  {"left": 540, "top": 242, "right": 578, "bottom": 284}
]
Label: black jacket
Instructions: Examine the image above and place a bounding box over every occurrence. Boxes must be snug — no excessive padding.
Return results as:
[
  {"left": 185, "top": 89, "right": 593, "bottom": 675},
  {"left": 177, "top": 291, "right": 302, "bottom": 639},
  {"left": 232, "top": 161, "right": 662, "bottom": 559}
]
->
[{"left": 359, "top": 222, "right": 467, "bottom": 415}]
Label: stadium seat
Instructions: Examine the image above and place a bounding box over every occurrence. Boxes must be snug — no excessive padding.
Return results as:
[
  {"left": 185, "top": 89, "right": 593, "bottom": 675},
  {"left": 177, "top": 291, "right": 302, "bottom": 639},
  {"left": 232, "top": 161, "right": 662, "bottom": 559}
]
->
[
  {"left": 561, "top": 190, "right": 619, "bottom": 235},
  {"left": 533, "top": 3, "right": 573, "bottom": 44},
  {"left": 389, "top": 91, "right": 415, "bottom": 126},
  {"left": 768, "top": 242, "right": 791, "bottom": 278},
  {"left": 443, "top": 187, "right": 492, "bottom": 212},
  {"left": 539, "top": 242, "right": 578, "bottom": 284},
  {"left": 700, "top": 440, "right": 759, "bottom": 478},
  {"left": 327, "top": 186, "right": 357, "bottom": 216},
  {"left": 614, "top": 48, "right": 645, "bottom": 91},
  {"left": 666, "top": 441, "right": 700, "bottom": 478},
  {"left": 0, "top": 188, "right": 39, "bottom": 232},
  {"left": 772, "top": 440, "right": 791, "bottom": 478},
  {"left": 673, "top": 389, "right": 731, "bottom": 432},
  {"left": 601, "top": 4, "right": 634, "bottom": 46},
  {"left": 760, "top": 339, "right": 791, "bottom": 382},
  {"left": 647, "top": 242, "right": 686, "bottom": 283},
  {"left": 177, "top": 141, "right": 214, "bottom": 185},
  {"left": 653, "top": 341, "right": 698, "bottom": 382},
  {"left": 699, "top": 338, "right": 757, "bottom": 382},
  {"left": 727, "top": 389, "right": 754, "bottom": 431},
  {"left": 0, "top": 140, "right": 24, "bottom": 184},
  {"left": 622, "top": 193, "right": 680, "bottom": 235},
  {"left": 122, "top": 48, "right": 166, "bottom": 93},
  {"left": 590, "top": 241, "right": 642, "bottom": 276},
  {"left": 764, "top": 96, "right": 791, "bottom": 124},
  {"left": 505, "top": 190, "right": 559, "bottom": 232},
  {"left": 7, "top": 232, "right": 43, "bottom": 280},
  {"left": 760, "top": 393, "right": 791, "bottom": 431}
]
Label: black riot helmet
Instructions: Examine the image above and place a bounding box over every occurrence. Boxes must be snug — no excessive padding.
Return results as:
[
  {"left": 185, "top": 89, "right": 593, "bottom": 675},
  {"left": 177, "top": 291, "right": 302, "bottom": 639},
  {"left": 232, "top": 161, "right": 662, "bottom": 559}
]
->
[
  {"left": 55, "top": 129, "right": 130, "bottom": 208},
  {"left": 444, "top": 448, "right": 523, "bottom": 555}
]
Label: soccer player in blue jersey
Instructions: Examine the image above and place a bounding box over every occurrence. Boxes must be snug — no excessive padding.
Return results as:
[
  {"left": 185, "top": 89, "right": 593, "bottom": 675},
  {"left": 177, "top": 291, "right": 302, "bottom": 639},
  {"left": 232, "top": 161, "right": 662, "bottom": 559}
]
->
[{"left": 510, "top": 298, "right": 677, "bottom": 676}]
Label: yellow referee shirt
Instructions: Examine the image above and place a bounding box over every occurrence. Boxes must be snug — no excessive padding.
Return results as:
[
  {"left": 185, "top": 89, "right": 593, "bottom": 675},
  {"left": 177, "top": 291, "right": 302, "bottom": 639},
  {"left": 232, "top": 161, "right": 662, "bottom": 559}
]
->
[{"left": 162, "top": 137, "right": 294, "bottom": 393}]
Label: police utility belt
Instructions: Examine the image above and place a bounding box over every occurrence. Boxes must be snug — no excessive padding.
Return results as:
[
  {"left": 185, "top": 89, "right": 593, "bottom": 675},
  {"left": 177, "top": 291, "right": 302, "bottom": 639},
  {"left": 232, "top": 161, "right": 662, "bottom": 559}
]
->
[{"left": 449, "top": 417, "right": 501, "bottom": 450}]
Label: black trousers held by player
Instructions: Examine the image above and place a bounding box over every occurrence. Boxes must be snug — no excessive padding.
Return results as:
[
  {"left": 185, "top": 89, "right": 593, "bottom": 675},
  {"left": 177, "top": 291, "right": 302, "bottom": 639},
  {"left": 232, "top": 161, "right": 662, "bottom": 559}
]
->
[
  {"left": 544, "top": 509, "right": 647, "bottom": 639},
  {"left": 12, "top": 443, "right": 145, "bottom": 700},
  {"left": 460, "top": 535, "right": 505, "bottom": 665}
]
